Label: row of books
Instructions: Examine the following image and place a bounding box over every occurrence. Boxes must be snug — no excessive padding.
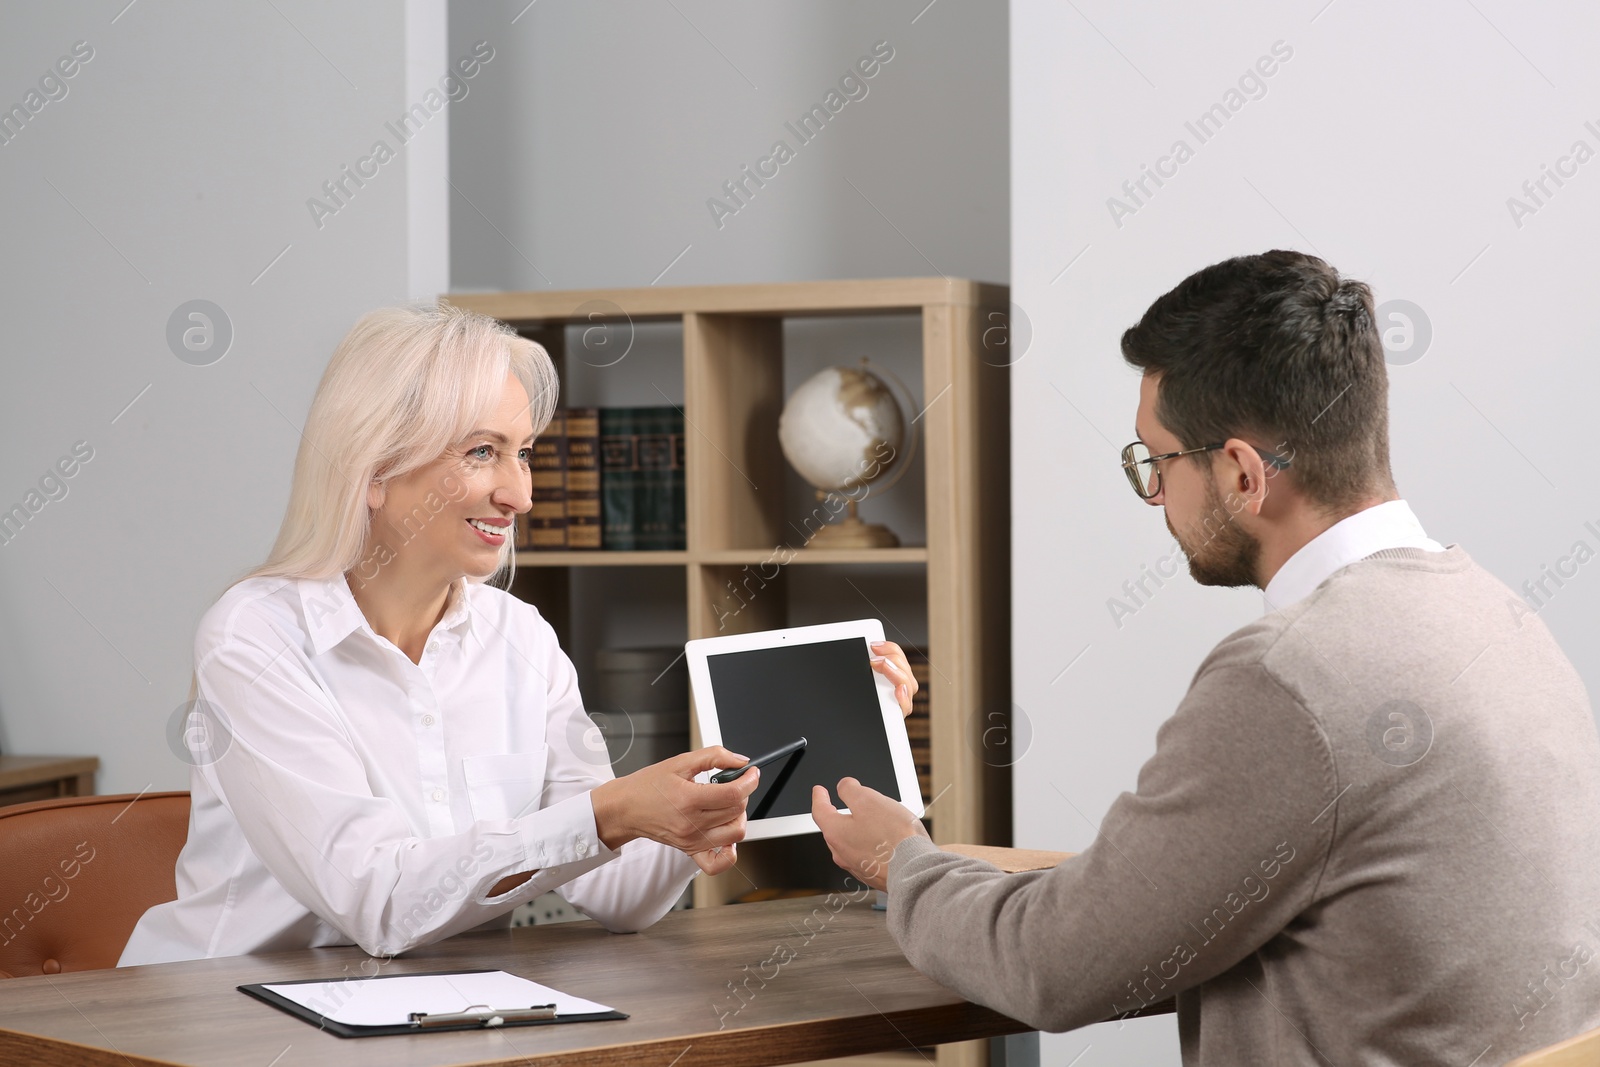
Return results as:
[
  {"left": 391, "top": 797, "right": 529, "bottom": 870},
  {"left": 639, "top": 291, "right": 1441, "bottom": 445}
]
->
[
  {"left": 520, "top": 406, "right": 687, "bottom": 551},
  {"left": 904, "top": 648, "right": 932, "bottom": 804}
]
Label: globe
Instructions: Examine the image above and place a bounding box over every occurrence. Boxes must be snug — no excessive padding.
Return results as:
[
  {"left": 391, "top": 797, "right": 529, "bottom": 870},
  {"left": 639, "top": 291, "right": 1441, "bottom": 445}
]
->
[{"left": 778, "top": 364, "right": 910, "bottom": 548}]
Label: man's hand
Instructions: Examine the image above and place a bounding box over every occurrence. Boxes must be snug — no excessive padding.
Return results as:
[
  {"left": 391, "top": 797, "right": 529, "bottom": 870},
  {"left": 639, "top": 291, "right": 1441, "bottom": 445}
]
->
[
  {"left": 812, "top": 777, "right": 931, "bottom": 892},
  {"left": 592, "top": 746, "right": 758, "bottom": 861},
  {"left": 869, "top": 641, "right": 919, "bottom": 718}
]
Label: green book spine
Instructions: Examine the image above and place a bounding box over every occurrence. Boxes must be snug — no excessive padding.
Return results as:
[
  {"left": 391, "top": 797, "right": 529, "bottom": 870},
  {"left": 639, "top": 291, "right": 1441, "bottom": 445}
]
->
[
  {"left": 599, "top": 408, "right": 639, "bottom": 550},
  {"left": 673, "top": 420, "right": 686, "bottom": 548},
  {"left": 632, "top": 406, "right": 685, "bottom": 551}
]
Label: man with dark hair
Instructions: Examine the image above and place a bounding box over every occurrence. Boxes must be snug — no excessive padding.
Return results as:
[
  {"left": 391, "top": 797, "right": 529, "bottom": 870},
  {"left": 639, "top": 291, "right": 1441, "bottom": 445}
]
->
[{"left": 814, "top": 251, "right": 1600, "bottom": 1065}]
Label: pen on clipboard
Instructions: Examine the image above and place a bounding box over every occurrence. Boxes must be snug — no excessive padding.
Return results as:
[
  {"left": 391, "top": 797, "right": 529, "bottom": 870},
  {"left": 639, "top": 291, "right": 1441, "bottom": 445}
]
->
[
  {"left": 410, "top": 1003, "right": 558, "bottom": 1027},
  {"left": 710, "top": 737, "right": 807, "bottom": 784}
]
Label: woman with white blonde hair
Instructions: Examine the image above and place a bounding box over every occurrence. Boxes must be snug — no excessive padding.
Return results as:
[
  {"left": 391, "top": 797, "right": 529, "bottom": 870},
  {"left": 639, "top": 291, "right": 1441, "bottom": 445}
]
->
[{"left": 118, "top": 304, "right": 916, "bottom": 964}]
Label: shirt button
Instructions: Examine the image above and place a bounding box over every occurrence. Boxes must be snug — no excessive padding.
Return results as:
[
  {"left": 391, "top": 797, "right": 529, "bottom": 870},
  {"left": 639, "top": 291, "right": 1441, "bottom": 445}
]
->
[
  {"left": 575, "top": 841, "right": 589, "bottom": 857},
  {"left": 432, "top": 789, "right": 445, "bottom": 802},
  {"left": 422, "top": 714, "right": 435, "bottom": 727}
]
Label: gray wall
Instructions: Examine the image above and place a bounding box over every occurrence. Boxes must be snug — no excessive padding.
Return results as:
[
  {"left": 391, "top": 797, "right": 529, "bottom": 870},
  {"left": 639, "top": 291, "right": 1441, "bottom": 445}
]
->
[
  {"left": 447, "top": 1, "right": 1009, "bottom": 702},
  {"left": 449, "top": 0, "right": 1008, "bottom": 291},
  {"left": 1012, "top": 1, "right": 1600, "bottom": 1063},
  {"left": 0, "top": 0, "right": 448, "bottom": 792}
]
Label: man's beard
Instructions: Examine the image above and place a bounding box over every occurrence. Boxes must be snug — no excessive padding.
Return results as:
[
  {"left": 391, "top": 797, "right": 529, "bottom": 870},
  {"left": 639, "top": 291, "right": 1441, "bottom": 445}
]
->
[{"left": 1166, "top": 479, "right": 1261, "bottom": 588}]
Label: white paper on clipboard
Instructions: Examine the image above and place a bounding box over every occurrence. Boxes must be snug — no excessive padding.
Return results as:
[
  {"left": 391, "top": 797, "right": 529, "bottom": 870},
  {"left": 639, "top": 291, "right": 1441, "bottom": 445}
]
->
[{"left": 260, "top": 970, "right": 614, "bottom": 1027}]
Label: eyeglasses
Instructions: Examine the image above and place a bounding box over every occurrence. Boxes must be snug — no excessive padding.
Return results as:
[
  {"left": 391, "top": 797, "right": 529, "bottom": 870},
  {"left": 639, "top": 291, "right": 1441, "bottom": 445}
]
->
[
  {"left": 1120, "top": 441, "right": 1224, "bottom": 500},
  {"left": 1120, "top": 440, "right": 1293, "bottom": 501}
]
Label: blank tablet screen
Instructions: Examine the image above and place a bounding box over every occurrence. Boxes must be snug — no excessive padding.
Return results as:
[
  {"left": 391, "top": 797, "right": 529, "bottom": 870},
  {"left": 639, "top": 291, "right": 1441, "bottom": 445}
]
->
[{"left": 705, "top": 637, "right": 901, "bottom": 819}]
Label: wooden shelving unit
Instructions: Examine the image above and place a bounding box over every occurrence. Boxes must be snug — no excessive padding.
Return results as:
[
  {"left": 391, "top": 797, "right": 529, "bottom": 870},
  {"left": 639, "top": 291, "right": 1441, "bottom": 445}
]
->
[{"left": 446, "top": 278, "right": 1012, "bottom": 1067}]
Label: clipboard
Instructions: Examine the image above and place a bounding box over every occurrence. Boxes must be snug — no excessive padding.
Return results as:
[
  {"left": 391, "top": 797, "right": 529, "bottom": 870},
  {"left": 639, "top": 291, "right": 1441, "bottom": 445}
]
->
[{"left": 239, "top": 968, "right": 629, "bottom": 1038}]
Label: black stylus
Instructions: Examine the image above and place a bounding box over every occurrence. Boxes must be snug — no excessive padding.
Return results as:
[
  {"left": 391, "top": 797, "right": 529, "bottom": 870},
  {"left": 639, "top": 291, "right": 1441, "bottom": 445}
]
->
[{"left": 710, "top": 737, "right": 808, "bottom": 784}]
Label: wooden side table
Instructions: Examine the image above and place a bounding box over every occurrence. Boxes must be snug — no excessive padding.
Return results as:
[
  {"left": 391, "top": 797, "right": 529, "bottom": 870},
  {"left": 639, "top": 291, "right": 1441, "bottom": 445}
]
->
[{"left": 0, "top": 755, "right": 98, "bottom": 807}]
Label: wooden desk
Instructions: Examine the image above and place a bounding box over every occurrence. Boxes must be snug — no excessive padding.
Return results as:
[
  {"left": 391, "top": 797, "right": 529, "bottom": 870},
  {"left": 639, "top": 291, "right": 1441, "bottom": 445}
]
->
[
  {"left": 0, "top": 894, "right": 1030, "bottom": 1067},
  {"left": 0, "top": 755, "right": 97, "bottom": 807}
]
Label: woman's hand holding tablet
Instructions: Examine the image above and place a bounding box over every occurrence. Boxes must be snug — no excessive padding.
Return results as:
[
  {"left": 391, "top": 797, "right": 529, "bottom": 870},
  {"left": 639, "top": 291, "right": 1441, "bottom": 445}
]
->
[{"left": 868, "top": 640, "right": 920, "bottom": 718}]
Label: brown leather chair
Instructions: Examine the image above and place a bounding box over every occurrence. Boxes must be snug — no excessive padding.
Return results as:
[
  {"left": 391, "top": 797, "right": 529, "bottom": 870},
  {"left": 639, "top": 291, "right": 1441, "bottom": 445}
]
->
[{"left": 0, "top": 791, "right": 189, "bottom": 978}]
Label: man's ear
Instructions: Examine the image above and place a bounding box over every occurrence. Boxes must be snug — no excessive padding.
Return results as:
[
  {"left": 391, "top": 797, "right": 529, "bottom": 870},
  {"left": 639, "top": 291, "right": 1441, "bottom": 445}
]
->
[{"left": 1221, "top": 438, "right": 1270, "bottom": 515}]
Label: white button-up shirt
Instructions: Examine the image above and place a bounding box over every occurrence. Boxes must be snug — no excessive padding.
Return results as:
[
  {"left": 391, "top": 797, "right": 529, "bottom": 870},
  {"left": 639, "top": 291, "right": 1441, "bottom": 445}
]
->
[
  {"left": 118, "top": 573, "right": 699, "bottom": 965},
  {"left": 1263, "top": 499, "right": 1446, "bottom": 613}
]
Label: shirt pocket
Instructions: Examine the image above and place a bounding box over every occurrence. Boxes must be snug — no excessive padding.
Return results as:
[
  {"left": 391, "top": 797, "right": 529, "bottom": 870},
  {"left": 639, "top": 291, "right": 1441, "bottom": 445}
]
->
[{"left": 463, "top": 746, "right": 550, "bottom": 823}]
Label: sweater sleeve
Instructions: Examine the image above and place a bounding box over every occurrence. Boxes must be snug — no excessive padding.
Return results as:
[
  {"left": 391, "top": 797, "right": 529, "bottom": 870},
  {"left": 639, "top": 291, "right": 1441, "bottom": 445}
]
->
[{"left": 885, "top": 662, "right": 1339, "bottom": 1033}]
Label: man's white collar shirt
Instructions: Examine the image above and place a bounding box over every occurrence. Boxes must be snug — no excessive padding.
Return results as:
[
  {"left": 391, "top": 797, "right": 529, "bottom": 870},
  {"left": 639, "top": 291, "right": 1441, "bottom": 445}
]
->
[
  {"left": 1263, "top": 499, "right": 1445, "bottom": 614},
  {"left": 119, "top": 573, "right": 698, "bottom": 965}
]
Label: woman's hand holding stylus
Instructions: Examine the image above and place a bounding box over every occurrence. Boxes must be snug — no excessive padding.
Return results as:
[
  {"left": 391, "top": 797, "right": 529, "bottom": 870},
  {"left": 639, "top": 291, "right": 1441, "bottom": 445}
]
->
[{"left": 591, "top": 746, "right": 759, "bottom": 874}]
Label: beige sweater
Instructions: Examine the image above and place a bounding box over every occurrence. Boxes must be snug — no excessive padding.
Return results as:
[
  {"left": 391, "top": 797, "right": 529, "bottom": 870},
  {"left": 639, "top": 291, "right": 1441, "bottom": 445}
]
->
[{"left": 888, "top": 548, "right": 1600, "bottom": 1065}]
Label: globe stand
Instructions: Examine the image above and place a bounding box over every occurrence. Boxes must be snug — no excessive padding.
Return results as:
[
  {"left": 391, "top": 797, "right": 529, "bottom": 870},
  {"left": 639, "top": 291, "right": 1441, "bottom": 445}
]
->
[{"left": 808, "top": 495, "right": 899, "bottom": 549}]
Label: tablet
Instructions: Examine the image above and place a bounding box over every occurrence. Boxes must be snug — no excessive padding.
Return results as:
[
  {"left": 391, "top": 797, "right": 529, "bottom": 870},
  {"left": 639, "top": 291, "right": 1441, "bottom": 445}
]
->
[{"left": 685, "top": 619, "right": 926, "bottom": 840}]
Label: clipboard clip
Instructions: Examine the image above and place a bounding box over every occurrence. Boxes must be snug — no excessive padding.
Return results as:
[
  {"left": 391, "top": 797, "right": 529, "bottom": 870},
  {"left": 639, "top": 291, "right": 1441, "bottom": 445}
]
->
[{"left": 409, "top": 1003, "right": 558, "bottom": 1028}]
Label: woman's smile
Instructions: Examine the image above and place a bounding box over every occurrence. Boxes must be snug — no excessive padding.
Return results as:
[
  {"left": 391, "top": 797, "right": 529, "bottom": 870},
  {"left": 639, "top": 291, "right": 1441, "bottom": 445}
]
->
[{"left": 467, "top": 516, "right": 511, "bottom": 545}]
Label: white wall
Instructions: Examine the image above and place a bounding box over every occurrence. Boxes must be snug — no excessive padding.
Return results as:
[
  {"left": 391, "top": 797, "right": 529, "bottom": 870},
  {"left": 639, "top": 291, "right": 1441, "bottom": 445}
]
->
[
  {"left": 1013, "top": 1, "right": 1600, "bottom": 1063},
  {"left": 0, "top": 1, "right": 448, "bottom": 792}
]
